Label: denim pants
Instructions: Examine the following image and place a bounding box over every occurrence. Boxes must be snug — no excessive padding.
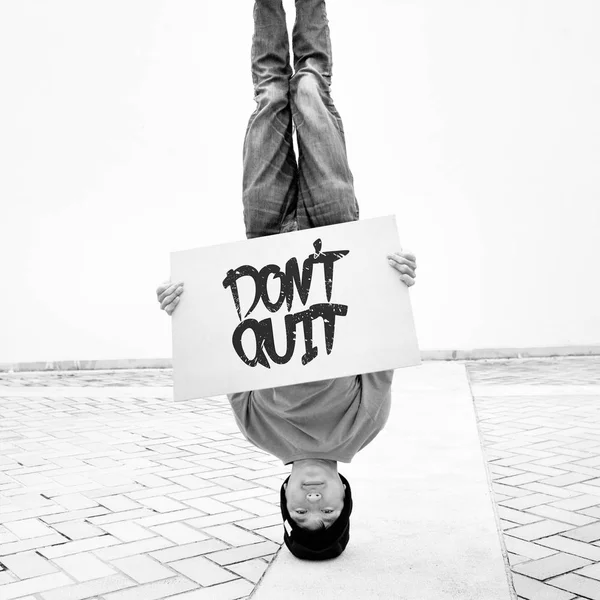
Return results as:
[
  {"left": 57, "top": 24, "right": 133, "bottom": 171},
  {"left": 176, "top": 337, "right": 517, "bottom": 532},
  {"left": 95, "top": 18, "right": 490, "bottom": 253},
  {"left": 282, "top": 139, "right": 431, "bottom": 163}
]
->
[{"left": 243, "top": 0, "right": 360, "bottom": 239}]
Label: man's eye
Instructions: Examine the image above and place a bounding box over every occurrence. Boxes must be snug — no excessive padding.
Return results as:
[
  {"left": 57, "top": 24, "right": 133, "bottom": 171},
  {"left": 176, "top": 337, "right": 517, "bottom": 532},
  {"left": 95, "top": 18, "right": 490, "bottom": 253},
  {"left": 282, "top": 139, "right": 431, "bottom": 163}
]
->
[
  {"left": 295, "top": 509, "right": 307, "bottom": 515},
  {"left": 322, "top": 509, "right": 334, "bottom": 514}
]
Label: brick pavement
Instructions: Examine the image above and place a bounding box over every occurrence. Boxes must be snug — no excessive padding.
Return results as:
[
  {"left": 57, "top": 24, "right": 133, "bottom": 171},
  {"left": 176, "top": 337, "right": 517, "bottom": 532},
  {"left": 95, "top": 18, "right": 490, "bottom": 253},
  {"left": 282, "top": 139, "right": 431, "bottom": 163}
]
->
[
  {"left": 468, "top": 356, "right": 600, "bottom": 600},
  {"left": 1, "top": 357, "right": 599, "bottom": 599},
  {"left": 0, "top": 375, "right": 287, "bottom": 600}
]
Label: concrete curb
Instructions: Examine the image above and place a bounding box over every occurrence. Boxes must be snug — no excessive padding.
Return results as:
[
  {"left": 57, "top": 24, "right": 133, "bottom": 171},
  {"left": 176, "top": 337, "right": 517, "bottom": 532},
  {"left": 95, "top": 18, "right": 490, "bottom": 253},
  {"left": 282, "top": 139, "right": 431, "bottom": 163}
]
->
[{"left": 1, "top": 345, "right": 599, "bottom": 373}]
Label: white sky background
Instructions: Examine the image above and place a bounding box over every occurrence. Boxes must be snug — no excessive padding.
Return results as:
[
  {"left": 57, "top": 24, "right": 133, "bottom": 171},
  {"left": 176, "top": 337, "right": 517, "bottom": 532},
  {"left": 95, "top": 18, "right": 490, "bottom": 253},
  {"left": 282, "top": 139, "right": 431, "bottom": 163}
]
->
[{"left": 1, "top": 0, "right": 599, "bottom": 362}]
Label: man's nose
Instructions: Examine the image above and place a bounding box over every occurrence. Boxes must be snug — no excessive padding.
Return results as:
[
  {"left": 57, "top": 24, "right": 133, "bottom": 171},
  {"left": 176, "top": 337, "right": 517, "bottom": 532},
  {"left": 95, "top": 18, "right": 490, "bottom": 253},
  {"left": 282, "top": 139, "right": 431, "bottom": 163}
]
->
[{"left": 306, "top": 492, "right": 321, "bottom": 502}]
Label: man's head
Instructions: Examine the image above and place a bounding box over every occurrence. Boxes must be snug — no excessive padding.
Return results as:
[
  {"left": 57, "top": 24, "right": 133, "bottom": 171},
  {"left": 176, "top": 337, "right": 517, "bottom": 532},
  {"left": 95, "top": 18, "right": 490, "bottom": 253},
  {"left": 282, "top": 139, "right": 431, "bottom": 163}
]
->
[{"left": 280, "top": 459, "right": 353, "bottom": 560}]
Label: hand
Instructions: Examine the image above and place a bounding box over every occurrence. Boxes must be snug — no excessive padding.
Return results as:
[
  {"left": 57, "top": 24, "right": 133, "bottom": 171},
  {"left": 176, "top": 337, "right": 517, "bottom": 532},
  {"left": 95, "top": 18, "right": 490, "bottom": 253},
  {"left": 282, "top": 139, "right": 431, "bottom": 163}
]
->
[
  {"left": 387, "top": 250, "right": 417, "bottom": 287},
  {"left": 156, "top": 281, "right": 184, "bottom": 315}
]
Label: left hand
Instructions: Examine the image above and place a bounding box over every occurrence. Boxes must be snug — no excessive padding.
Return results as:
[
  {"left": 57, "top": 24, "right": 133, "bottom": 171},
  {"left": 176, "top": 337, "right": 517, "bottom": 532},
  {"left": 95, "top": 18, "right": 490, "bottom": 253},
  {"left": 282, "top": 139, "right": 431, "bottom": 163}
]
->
[{"left": 387, "top": 250, "right": 417, "bottom": 287}]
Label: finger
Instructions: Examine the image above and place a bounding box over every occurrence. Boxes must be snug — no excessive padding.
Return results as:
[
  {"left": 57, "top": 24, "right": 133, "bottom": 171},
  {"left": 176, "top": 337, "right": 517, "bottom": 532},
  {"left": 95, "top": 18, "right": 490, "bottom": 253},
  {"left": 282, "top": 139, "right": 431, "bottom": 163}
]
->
[
  {"left": 165, "top": 296, "right": 181, "bottom": 315},
  {"left": 161, "top": 289, "right": 183, "bottom": 310},
  {"left": 156, "top": 282, "right": 170, "bottom": 297},
  {"left": 387, "top": 257, "right": 416, "bottom": 278},
  {"left": 401, "top": 250, "right": 417, "bottom": 264},
  {"left": 387, "top": 253, "right": 417, "bottom": 270},
  {"left": 390, "top": 262, "right": 416, "bottom": 278},
  {"left": 160, "top": 288, "right": 183, "bottom": 310},
  {"left": 158, "top": 282, "right": 183, "bottom": 303},
  {"left": 400, "top": 274, "right": 415, "bottom": 287}
]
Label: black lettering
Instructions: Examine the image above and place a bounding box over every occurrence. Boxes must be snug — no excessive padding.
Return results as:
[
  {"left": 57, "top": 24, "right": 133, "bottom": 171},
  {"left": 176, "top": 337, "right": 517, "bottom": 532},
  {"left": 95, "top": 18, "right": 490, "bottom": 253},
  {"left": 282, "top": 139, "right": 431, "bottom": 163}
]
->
[
  {"left": 311, "top": 239, "right": 350, "bottom": 302},
  {"left": 222, "top": 266, "right": 261, "bottom": 321},
  {"left": 231, "top": 318, "right": 270, "bottom": 368},
  {"left": 258, "top": 265, "right": 286, "bottom": 313}
]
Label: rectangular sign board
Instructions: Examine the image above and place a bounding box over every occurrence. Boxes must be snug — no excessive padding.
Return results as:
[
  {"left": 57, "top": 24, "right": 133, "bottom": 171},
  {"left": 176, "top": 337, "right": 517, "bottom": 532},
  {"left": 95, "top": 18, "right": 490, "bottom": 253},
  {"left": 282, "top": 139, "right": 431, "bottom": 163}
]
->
[{"left": 171, "top": 215, "right": 420, "bottom": 401}]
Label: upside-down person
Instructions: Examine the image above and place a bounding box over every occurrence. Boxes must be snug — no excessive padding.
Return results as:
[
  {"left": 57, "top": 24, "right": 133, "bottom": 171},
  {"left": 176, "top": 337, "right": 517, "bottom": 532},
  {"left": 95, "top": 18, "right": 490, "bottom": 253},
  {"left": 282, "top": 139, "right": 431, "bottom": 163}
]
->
[{"left": 156, "top": 0, "right": 417, "bottom": 560}]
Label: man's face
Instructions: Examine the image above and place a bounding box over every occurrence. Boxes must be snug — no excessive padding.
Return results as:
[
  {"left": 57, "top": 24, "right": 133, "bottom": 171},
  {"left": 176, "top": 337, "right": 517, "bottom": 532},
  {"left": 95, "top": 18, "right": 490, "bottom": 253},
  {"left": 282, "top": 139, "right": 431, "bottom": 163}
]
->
[{"left": 285, "top": 465, "right": 346, "bottom": 530}]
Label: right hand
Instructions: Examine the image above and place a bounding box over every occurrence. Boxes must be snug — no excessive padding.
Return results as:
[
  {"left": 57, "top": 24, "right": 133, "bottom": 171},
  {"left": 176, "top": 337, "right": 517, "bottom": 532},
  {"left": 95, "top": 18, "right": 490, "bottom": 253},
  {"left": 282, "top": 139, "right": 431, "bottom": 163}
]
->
[{"left": 156, "top": 281, "right": 184, "bottom": 316}]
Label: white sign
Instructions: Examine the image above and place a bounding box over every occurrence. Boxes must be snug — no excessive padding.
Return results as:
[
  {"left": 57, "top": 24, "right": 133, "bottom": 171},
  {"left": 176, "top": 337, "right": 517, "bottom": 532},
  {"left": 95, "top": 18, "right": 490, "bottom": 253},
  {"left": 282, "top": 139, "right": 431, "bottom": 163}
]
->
[{"left": 170, "top": 215, "right": 420, "bottom": 401}]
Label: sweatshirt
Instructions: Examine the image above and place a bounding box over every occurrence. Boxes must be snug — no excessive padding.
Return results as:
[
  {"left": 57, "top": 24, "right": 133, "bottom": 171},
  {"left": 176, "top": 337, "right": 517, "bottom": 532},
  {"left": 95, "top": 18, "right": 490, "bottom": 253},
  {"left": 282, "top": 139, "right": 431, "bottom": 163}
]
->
[{"left": 227, "top": 370, "right": 394, "bottom": 465}]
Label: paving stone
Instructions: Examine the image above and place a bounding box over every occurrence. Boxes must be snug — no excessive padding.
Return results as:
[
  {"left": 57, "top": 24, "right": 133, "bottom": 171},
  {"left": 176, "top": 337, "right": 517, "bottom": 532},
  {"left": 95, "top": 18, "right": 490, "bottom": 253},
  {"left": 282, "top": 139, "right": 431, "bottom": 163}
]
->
[
  {"left": 236, "top": 514, "right": 282, "bottom": 531},
  {"left": 566, "top": 483, "right": 600, "bottom": 497},
  {"left": 513, "top": 571, "right": 584, "bottom": 599},
  {"left": 177, "top": 579, "right": 253, "bottom": 600},
  {"left": 207, "top": 541, "right": 281, "bottom": 566},
  {"left": 580, "top": 506, "right": 600, "bottom": 519},
  {"left": 169, "top": 555, "right": 238, "bottom": 586},
  {"left": 0, "top": 505, "right": 66, "bottom": 524},
  {"left": 137, "top": 496, "right": 188, "bottom": 513},
  {"left": 109, "top": 554, "right": 176, "bottom": 583},
  {"left": 213, "top": 489, "right": 273, "bottom": 506},
  {"left": 39, "top": 534, "right": 119, "bottom": 558},
  {"left": 0, "top": 571, "right": 74, "bottom": 600},
  {"left": 521, "top": 482, "right": 583, "bottom": 499},
  {"left": 500, "top": 493, "right": 558, "bottom": 510},
  {"left": 54, "top": 552, "right": 116, "bottom": 581},
  {"left": 229, "top": 498, "right": 279, "bottom": 517},
  {"left": 549, "top": 495, "right": 600, "bottom": 511},
  {"left": 0, "top": 571, "right": 17, "bottom": 585},
  {"left": 39, "top": 573, "right": 136, "bottom": 600},
  {"left": 547, "top": 573, "right": 600, "bottom": 599},
  {"left": 102, "top": 575, "right": 198, "bottom": 600},
  {"left": 52, "top": 493, "right": 99, "bottom": 510},
  {"left": 507, "top": 552, "right": 530, "bottom": 566},
  {"left": 536, "top": 535, "right": 600, "bottom": 561},
  {"left": 89, "top": 508, "right": 154, "bottom": 525},
  {"left": 164, "top": 474, "right": 213, "bottom": 489},
  {"left": 504, "top": 536, "right": 559, "bottom": 560},
  {"left": 512, "top": 552, "right": 592, "bottom": 580},
  {"left": 502, "top": 520, "right": 573, "bottom": 542},
  {"left": 52, "top": 519, "right": 106, "bottom": 540},
  {"left": 497, "top": 506, "right": 544, "bottom": 525},
  {"left": 0, "top": 533, "right": 68, "bottom": 556},
  {"left": 98, "top": 495, "right": 142, "bottom": 512},
  {"left": 254, "top": 525, "right": 282, "bottom": 544},
  {"left": 540, "top": 473, "right": 596, "bottom": 487},
  {"left": 226, "top": 557, "right": 269, "bottom": 584},
  {"left": 167, "top": 578, "right": 254, "bottom": 600},
  {"left": 42, "top": 506, "right": 108, "bottom": 524},
  {"left": 149, "top": 539, "right": 229, "bottom": 563},
  {"left": 100, "top": 521, "right": 154, "bottom": 542},
  {"left": 524, "top": 504, "right": 597, "bottom": 526},
  {"left": 151, "top": 522, "right": 210, "bottom": 544},
  {"left": 1, "top": 550, "right": 58, "bottom": 578},
  {"left": 562, "top": 522, "right": 600, "bottom": 543},
  {"left": 183, "top": 497, "right": 237, "bottom": 515},
  {"left": 133, "top": 508, "right": 204, "bottom": 528},
  {"left": 4, "top": 518, "right": 54, "bottom": 539},
  {"left": 203, "top": 524, "right": 265, "bottom": 546},
  {"left": 171, "top": 485, "right": 231, "bottom": 501},
  {"left": 93, "top": 537, "right": 173, "bottom": 561},
  {"left": 497, "top": 472, "right": 545, "bottom": 486},
  {"left": 186, "top": 510, "right": 254, "bottom": 529},
  {"left": 211, "top": 476, "right": 259, "bottom": 491},
  {"left": 574, "top": 561, "right": 600, "bottom": 580}
]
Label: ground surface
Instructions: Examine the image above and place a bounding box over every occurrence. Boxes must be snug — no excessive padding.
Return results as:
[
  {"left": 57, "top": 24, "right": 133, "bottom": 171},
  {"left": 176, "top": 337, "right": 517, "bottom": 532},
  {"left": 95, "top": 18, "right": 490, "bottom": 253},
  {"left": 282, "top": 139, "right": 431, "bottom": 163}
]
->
[{"left": 1, "top": 357, "right": 599, "bottom": 599}]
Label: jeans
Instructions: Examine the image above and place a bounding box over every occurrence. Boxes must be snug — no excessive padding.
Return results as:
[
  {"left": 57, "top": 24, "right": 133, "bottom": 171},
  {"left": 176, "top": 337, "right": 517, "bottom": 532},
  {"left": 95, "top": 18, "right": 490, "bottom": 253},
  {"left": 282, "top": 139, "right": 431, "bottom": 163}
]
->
[{"left": 243, "top": 0, "right": 359, "bottom": 239}]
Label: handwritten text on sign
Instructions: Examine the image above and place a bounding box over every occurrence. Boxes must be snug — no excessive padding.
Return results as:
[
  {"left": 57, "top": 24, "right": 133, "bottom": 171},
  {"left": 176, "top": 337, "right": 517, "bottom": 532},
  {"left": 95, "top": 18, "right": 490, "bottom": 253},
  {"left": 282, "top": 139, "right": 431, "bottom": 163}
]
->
[
  {"left": 222, "top": 239, "right": 349, "bottom": 369},
  {"left": 171, "top": 216, "right": 420, "bottom": 400}
]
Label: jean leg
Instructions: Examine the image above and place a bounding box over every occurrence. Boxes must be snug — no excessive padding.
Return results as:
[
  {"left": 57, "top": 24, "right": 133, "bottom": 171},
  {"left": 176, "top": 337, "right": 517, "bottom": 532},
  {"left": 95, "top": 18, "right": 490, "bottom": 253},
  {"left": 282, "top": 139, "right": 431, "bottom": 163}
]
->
[
  {"left": 290, "top": 0, "right": 359, "bottom": 230},
  {"left": 243, "top": 0, "right": 299, "bottom": 239}
]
